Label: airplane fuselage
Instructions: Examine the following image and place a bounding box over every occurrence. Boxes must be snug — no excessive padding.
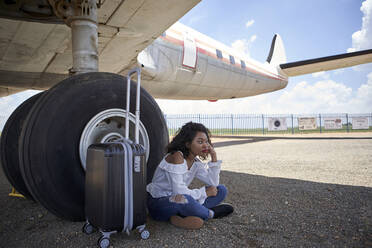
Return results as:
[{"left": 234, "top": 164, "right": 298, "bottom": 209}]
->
[{"left": 139, "top": 22, "right": 288, "bottom": 100}]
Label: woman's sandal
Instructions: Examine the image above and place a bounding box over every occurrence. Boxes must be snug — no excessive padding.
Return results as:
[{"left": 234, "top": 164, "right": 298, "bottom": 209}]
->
[{"left": 170, "top": 215, "right": 204, "bottom": 229}]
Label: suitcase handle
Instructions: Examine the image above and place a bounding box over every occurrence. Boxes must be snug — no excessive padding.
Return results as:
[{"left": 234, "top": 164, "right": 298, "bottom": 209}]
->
[{"left": 125, "top": 67, "right": 141, "bottom": 144}]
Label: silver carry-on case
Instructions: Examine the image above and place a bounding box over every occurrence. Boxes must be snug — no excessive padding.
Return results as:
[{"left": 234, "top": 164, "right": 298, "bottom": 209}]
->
[{"left": 83, "top": 68, "right": 149, "bottom": 248}]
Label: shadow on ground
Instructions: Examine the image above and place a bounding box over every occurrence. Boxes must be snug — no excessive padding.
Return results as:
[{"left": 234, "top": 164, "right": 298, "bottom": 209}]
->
[{"left": 1, "top": 167, "right": 371, "bottom": 248}]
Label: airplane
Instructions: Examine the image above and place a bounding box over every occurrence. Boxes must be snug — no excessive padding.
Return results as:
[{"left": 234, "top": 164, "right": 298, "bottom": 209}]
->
[{"left": 0, "top": 0, "right": 371, "bottom": 222}]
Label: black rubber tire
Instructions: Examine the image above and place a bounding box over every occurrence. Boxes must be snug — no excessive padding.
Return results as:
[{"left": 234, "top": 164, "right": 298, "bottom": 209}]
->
[
  {"left": 0, "top": 92, "right": 43, "bottom": 200},
  {"left": 19, "top": 72, "right": 168, "bottom": 221}
]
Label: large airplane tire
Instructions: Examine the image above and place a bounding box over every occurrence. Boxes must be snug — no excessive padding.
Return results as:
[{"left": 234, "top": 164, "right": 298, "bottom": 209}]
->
[
  {"left": 19, "top": 72, "right": 168, "bottom": 221},
  {"left": 0, "top": 92, "right": 43, "bottom": 200}
]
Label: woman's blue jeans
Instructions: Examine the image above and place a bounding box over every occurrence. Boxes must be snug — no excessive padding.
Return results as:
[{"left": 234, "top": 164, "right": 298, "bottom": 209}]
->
[{"left": 147, "top": 185, "right": 227, "bottom": 221}]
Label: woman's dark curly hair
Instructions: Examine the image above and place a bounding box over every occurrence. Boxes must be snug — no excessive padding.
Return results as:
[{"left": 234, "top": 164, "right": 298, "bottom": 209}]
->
[{"left": 167, "top": 122, "right": 212, "bottom": 160}]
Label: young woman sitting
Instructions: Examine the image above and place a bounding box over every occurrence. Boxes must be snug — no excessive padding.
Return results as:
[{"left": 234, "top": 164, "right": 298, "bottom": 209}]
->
[{"left": 146, "top": 122, "right": 233, "bottom": 229}]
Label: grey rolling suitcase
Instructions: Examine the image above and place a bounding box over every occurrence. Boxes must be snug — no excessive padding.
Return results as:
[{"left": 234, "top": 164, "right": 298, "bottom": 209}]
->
[{"left": 83, "top": 68, "right": 149, "bottom": 248}]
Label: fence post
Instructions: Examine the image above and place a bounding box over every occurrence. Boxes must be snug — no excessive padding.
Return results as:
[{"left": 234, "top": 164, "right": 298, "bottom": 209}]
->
[
  {"left": 291, "top": 114, "right": 294, "bottom": 134},
  {"left": 319, "top": 114, "right": 322, "bottom": 133},
  {"left": 198, "top": 114, "right": 201, "bottom": 123},
  {"left": 346, "top": 113, "right": 349, "bottom": 133},
  {"left": 231, "top": 114, "right": 234, "bottom": 135},
  {"left": 262, "top": 114, "right": 265, "bottom": 135}
]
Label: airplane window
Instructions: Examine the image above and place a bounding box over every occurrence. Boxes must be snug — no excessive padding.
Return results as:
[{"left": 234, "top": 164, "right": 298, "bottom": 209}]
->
[
  {"left": 216, "top": 49, "right": 222, "bottom": 59},
  {"left": 229, "top": 55, "right": 235, "bottom": 64},
  {"left": 241, "top": 60, "right": 246, "bottom": 69}
]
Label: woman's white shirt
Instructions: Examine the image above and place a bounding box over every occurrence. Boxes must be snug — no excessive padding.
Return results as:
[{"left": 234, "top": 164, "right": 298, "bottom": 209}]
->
[{"left": 146, "top": 155, "right": 222, "bottom": 204}]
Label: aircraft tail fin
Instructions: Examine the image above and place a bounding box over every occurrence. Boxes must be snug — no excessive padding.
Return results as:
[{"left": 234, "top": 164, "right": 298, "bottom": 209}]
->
[{"left": 266, "top": 34, "right": 287, "bottom": 66}]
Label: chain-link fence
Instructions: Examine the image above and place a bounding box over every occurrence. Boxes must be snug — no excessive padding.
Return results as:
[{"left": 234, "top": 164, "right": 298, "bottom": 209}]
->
[
  {"left": 2, "top": 113, "right": 371, "bottom": 136},
  {"left": 165, "top": 113, "right": 372, "bottom": 136}
]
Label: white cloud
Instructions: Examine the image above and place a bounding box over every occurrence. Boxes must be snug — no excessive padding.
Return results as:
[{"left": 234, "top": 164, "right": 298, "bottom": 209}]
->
[
  {"left": 245, "top": 19, "right": 255, "bottom": 28},
  {"left": 231, "top": 34, "right": 257, "bottom": 58},
  {"left": 230, "top": 19, "right": 257, "bottom": 58},
  {"left": 349, "top": 72, "right": 372, "bottom": 112},
  {"left": 250, "top": 35, "right": 257, "bottom": 43},
  {"left": 348, "top": 0, "right": 372, "bottom": 52},
  {"left": 231, "top": 39, "right": 250, "bottom": 57},
  {"left": 156, "top": 73, "right": 372, "bottom": 115},
  {"left": 347, "top": 0, "right": 372, "bottom": 71},
  {"left": 276, "top": 80, "right": 353, "bottom": 113}
]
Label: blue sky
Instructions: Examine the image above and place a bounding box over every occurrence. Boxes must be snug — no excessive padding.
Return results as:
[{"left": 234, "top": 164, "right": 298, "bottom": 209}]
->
[{"left": 1, "top": 0, "right": 371, "bottom": 129}]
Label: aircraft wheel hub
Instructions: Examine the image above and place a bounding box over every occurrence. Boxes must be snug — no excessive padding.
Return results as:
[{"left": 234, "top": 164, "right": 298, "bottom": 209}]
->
[{"left": 79, "top": 108, "right": 150, "bottom": 170}]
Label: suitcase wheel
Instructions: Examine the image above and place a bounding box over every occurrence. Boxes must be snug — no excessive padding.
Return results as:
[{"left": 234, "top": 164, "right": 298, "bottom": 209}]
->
[
  {"left": 82, "top": 222, "right": 95, "bottom": 235},
  {"left": 98, "top": 236, "right": 110, "bottom": 248},
  {"left": 140, "top": 229, "right": 150, "bottom": 240}
]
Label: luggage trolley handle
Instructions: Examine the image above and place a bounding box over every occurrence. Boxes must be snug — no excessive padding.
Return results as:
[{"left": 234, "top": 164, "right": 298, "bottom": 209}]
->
[
  {"left": 125, "top": 67, "right": 141, "bottom": 144},
  {"left": 123, "top": 68, "right": 141, "bottom": 234}
]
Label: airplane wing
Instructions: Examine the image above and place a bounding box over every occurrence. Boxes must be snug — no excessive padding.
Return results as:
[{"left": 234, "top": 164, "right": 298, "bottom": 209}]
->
[
  {"left": 97, "top": 0, "right": 200, "bottom": 73},
  {"left": 0, "top": 0, "right": 200, "bottom": 96},
  {"left": 280, "top": 49, "right": 372, "bottom": 77}
]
